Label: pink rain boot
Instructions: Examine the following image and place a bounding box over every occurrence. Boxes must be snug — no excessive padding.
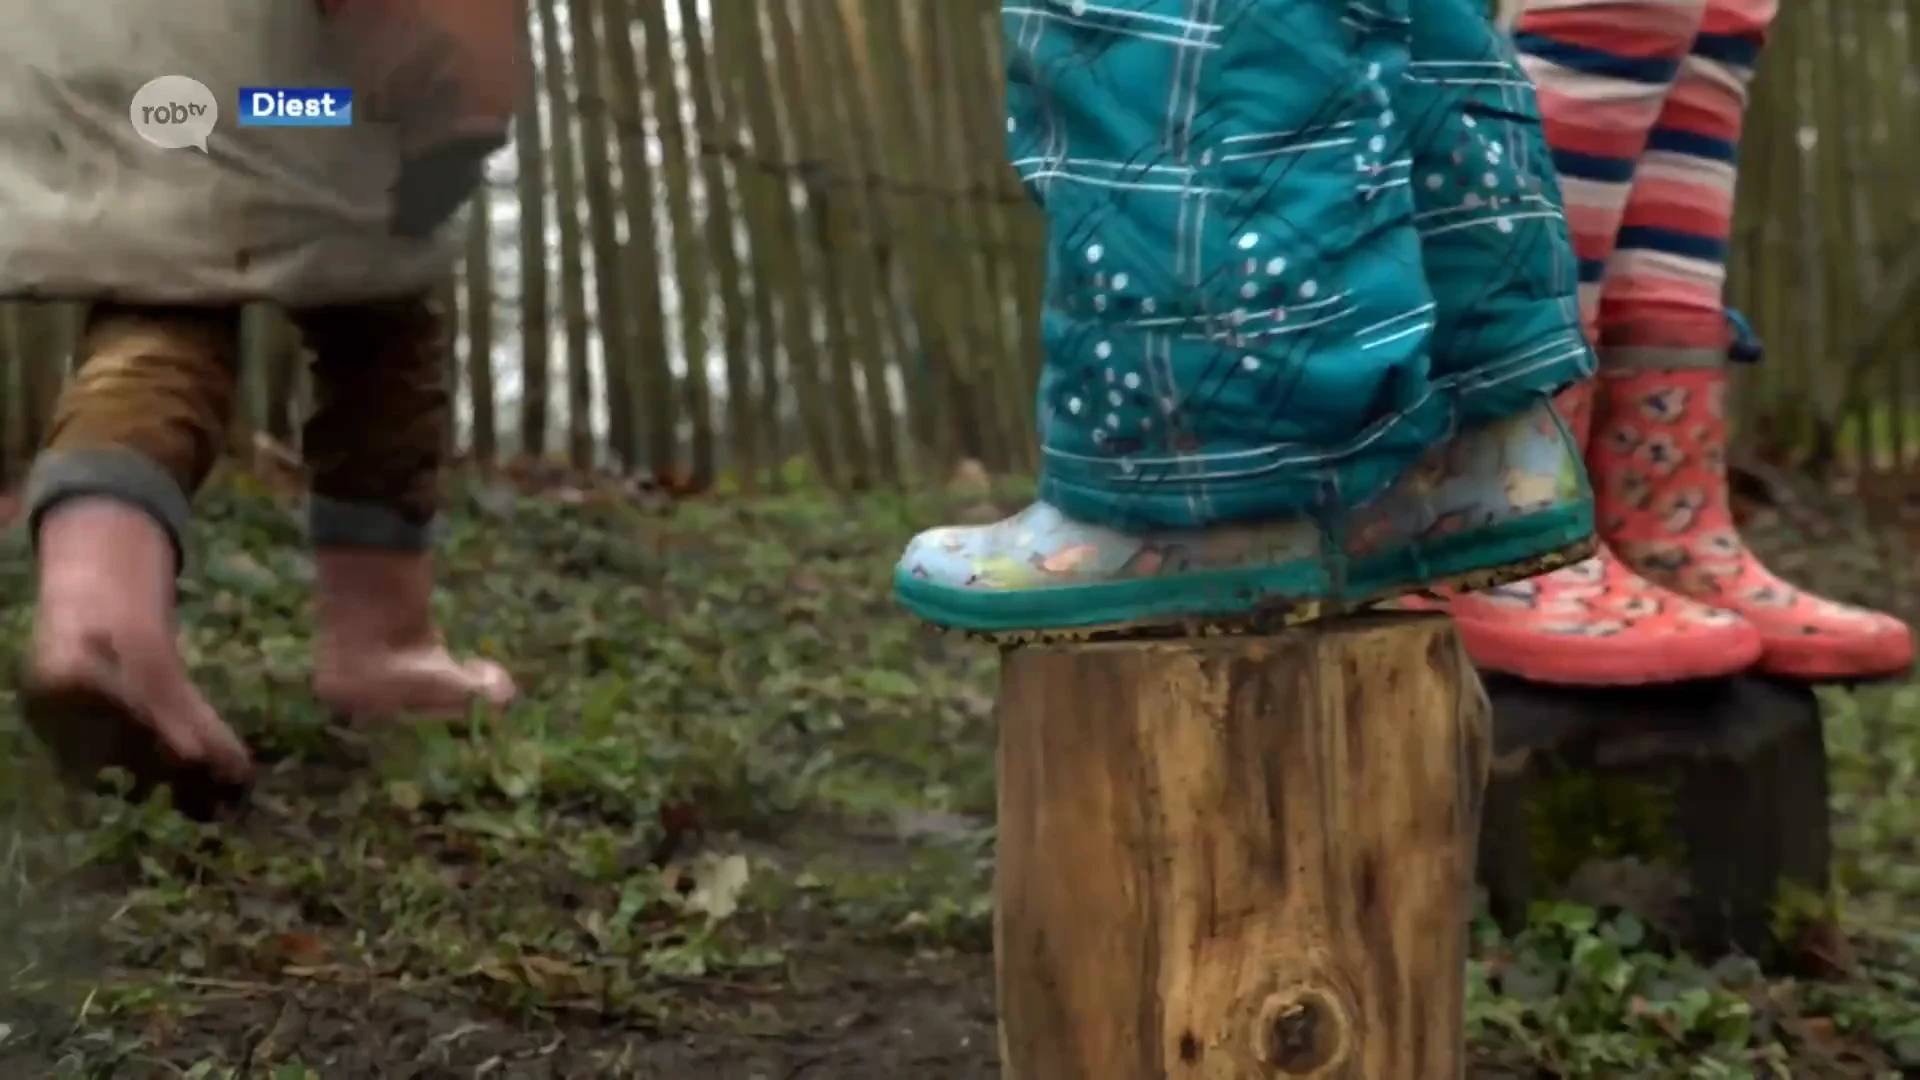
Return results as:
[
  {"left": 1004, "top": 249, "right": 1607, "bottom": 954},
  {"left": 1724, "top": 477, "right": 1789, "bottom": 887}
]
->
[
  {"left": 1433, "top": 383, "right": 1763, "bottom": 684},
  {"left": 311, "top": 548, "right": 517, "bottom": 717},
  {"left": 25, "top": 498, "right": 255, "bottom": 815},
  {"left": 1593, "top": 366, "right": 1914, "bottom": 682}
]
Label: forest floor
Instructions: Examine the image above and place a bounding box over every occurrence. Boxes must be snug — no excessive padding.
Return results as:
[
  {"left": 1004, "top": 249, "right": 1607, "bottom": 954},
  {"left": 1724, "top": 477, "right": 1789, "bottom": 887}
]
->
[{"left": 1, "top": 466, "right": 1919, "bottom": 1079}]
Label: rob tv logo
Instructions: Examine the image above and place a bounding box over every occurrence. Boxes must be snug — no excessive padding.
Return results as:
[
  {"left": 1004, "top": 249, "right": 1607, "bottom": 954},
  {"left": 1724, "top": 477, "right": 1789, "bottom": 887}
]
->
[{"left": 237, "top": 87, "right": 353, "bottom": 127}]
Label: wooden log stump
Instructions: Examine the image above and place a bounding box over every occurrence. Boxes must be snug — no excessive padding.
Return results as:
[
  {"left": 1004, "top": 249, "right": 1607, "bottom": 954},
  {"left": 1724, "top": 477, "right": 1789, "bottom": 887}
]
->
[
  {"left": 993, "top": 613, "right": 1488, "bottom": 1079},
  {"left": 1475, "top": 674, "right": 1832, "bottom": 962}
]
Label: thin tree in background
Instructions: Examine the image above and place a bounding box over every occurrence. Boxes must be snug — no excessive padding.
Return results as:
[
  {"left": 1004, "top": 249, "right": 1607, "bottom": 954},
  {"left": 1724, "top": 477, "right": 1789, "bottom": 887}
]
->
[
  {"left": 537, "top": 0, "right": 596, "bottom": 467},
  {"left": 516, "top": 0, "right": 553, "bottom": 460},
  {"left": 635, "top": 0, "right": 717, "bottom": 487},
  {"left": 675, "top": 0, "right": 760, "bottom": 491},
  {"left": 465, "top": 185, "right": 498, "bottom": 461},
  {"left": 567, "top": 0, "right": 636, "bottom": 467},
  {"left": 603, "top": 0, "right": 678, "bottom": 475}
]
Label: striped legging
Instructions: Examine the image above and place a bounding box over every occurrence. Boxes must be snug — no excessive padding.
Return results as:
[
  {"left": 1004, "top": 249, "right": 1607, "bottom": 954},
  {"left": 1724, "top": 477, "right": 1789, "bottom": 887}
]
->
[{"left": 1508, "top": 0, "right": 1779, "bottom": 350}]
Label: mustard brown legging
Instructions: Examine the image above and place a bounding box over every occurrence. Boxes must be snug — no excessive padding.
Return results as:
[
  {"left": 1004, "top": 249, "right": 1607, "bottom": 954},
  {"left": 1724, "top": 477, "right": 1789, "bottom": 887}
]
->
[
  {"left": 16, "top": 291, "right": 516, "bottom": 817},
  {"left": 24, "top": 294, "right": 451, "bottom": 555}
]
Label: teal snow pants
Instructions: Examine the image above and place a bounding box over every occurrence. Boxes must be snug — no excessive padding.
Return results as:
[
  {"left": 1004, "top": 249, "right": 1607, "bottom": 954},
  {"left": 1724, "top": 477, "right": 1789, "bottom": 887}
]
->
[{"left": 1005, "top": 0, "right": 1593, "bottom": 529}]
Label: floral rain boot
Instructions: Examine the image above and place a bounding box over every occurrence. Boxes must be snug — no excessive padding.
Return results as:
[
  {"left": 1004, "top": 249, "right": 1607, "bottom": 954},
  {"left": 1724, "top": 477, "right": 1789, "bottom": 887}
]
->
[
  {"left": 1430, "top": 382, "right": 1762, "bottom": 684},
  {"left": 894, "top": 397, "right": 1594, "bottom": 638},
  {"left": 1593, "top": 362, "right": 1915, "bottom": 681},
  {"left": 1380, "top": 0, "right": 1758, "bottom": 683}
]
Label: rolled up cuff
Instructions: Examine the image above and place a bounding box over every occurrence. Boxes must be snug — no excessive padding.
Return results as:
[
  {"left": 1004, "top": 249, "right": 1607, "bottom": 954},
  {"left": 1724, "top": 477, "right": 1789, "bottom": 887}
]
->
[
  {"left": 307, "top": 494, "right": 440, "bottom": 551},
  {"left": 23, "top": 448, "right": 193, "bottom": 573}
]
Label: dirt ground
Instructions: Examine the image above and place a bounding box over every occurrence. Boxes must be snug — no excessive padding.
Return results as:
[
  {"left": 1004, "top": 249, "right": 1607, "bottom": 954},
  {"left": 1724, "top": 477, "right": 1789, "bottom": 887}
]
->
[
  {"left": 2, "top": 471, "right": 1917, "bottom": 1079},
  {"left": 6, "top": 932, "right": 999, "bottom": 1079}
]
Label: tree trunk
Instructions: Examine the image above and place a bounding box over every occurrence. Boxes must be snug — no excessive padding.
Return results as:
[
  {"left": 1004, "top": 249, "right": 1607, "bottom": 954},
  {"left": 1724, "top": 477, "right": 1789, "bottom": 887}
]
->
[
  {"left": 513, "top": 1, "right": 551, "bottom": 460},
  {"left": 535, "top": 0, "right": 594, "bottom": 468},
  {"left": 635, "top": 0, "right": 714, "bottom": 487},
  {"left": 565, "top": 0, "right": 632, "bottom": 469},
  {"left": 601, "top": 0, "right": 677, "bottom": 475},
  {"left": 993, "top": 614, "right": 1487, "bottom": 1080},
  {"left": 463, "top": 185, "right": 497, "bottom": 462}
]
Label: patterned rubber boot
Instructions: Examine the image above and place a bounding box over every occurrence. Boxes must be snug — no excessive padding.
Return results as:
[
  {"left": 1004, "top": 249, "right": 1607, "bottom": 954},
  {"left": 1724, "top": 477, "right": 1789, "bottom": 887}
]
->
[
  {"left": 1429, "top": 382, "right": 1763, "bottom": 685},
  {"left": 894, "top": 397, "right": 1594, "bottom": 639},
  {"left": 1593, "top": 364, "right": 1915, "bottom": 681}
]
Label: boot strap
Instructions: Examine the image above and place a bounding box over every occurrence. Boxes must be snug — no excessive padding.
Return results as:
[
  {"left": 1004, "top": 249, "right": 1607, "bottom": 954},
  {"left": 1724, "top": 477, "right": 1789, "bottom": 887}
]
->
[{"left": 1727, "top": 308, "right": 1763, "bottom": 365}]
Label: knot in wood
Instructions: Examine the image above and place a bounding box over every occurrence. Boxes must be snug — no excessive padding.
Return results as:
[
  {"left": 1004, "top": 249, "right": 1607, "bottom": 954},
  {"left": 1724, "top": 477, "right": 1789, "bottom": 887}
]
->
[{"left": 1254, "top": 988, "right": 1346, "bottom": 1075}]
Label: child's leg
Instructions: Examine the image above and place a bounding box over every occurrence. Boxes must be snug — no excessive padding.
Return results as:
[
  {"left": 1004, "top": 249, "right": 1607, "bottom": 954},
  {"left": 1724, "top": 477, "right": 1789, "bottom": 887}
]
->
[
  {"left": 1587, "top": 0, "right": 1913, "bottom": 680},
  {"left": 1398, "top": 0, "right": 1592, "bottom": 401},
  {"left": 1513, "top": 0, "right": 1713, "bottom": 339},
  {"left": 894, "top": 0, "right": 1595, "bottom": 637},
  {"left": 290, "top": 294, "right": 517, "bottom": 714},
  {"left": 1593, "top": 0, "right": 1764, "bottom": 348},
  {"left": 21, "top": 304, "right": 254, "bottom": 793},
  {"left": 1431, "top": 0, "right": 1769, "bottom": 686}
]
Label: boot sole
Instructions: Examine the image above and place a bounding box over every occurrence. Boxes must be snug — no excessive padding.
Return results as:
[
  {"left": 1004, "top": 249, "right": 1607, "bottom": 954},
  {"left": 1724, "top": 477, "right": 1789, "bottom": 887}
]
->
[
  {"left": 934, "top": 528, "right": 1598, "bottom": 646},
  {"left": 18, "top": 682, "right": 251, "bottom": 822}
]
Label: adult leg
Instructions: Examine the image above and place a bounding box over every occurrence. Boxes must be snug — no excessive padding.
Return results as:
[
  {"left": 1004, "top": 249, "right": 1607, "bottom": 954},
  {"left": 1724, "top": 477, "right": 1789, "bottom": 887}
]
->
[
  {"left": 1586, "top": 0, "right": 1912, "bottom": 680},
  {"left": 290, "top": 294, "right": 516, "bottom": 714},
  {"left": 1435, "top": 0, "right": 1765, "bottom": 686},
  {"left": 21, "top": 304, "right": 254, "bottom": 796}
]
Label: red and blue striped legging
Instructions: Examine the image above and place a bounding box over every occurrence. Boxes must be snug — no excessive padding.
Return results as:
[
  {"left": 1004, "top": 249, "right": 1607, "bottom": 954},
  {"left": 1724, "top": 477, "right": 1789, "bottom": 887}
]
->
[{"left": 1509, "top": 0, "right": 1779, "bottom": 350}]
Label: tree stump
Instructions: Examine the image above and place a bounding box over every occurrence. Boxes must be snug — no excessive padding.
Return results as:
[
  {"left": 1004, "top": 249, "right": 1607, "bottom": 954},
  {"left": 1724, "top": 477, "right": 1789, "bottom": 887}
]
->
[
  {"left": 1475, "top": 674, "right": 1832, "bottom": 962},
  {"left": 993, "top": 613, "right": 1488, "bottom": 1079}
]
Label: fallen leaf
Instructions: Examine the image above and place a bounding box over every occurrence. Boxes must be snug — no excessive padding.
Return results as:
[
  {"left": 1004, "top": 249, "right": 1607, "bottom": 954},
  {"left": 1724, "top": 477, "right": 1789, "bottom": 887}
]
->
[
  {"left": 1791, "top": 920, "right": 1856, "bottom": 979},
  {"left": 683, "top": 853, "right": 752, "bottom": 921},
  {"left": 273, "top": 932, "right": 328, "bottom": 967},
  {"left": 1797, "top": 1016, "right": 1838, "bottom": 1044},
  {"left": 518, "top": 954, "right": 583, "bottom": 992},
  {"left": 387, "top": 780, "right": 423, "bottom": 812}
]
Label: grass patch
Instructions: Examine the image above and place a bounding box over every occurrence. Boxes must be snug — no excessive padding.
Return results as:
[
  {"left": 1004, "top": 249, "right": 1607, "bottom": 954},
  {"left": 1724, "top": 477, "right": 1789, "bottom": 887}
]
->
[{"left": 0, "top": 470, "right": 1914, "bottom": 1077}]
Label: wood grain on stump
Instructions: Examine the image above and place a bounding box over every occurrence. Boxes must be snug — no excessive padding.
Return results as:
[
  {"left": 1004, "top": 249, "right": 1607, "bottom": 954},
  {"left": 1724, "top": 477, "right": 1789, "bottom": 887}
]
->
[{"left": 994, "top": 613, "right": 1489, "bottom": 1079}]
